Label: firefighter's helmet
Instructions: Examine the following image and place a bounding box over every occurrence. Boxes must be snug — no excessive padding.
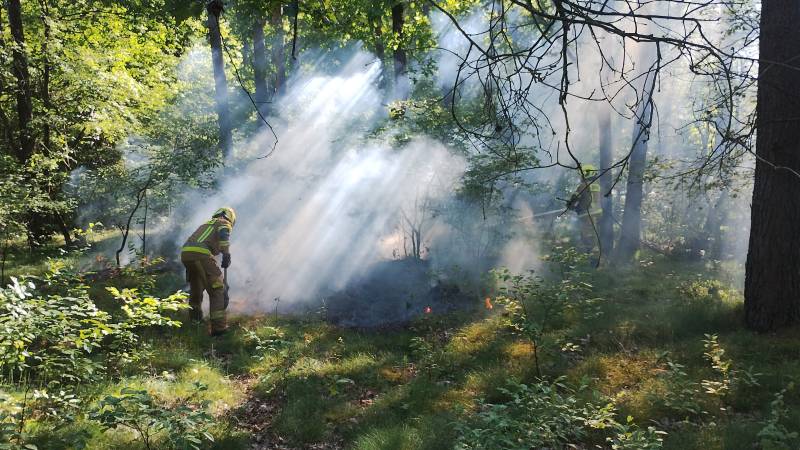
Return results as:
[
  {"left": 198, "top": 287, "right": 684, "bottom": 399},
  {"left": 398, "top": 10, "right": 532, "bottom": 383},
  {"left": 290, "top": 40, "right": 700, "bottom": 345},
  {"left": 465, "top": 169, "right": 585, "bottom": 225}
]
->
[{"left": 213, "top": 207, "right": 237, "bottom": 226}]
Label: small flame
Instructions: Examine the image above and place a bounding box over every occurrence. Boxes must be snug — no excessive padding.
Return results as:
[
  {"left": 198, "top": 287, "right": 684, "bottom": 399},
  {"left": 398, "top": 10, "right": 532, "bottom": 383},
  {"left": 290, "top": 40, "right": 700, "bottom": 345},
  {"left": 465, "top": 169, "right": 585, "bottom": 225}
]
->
[
  {"left": 424, "top": 306, "right": 432, "bottom": 314},
  {"left": 485, "top": 297, "right": 494, "bottom": 310}
]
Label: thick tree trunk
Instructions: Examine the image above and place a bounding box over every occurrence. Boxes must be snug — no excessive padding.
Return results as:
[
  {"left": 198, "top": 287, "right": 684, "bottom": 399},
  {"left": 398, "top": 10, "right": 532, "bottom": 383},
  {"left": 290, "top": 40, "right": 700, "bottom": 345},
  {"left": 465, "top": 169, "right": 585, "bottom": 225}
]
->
[
  {"left": 252, "top": 17, "right": 270, "bottom": 121},
  {"left": 206, "top": 0, "right": 233, "bottom": 159},
  {"left": 270, "top": 2, "right": 286, "bottom": 96},
  {"left": 615, "top": 47, "right": 657, "bottom": 263},
  {"left": 598, "top": 111, "right": 614, "bottom": 260},
  {"left": 391, "top": 1, "right": 408, "bottom": 98},
  {"left": 6, "top": 0, "right": 35, "bottom": 162},
  {"left": 615, "top": 116, "right": 650, "bottom": 262},
  {"left": 744, "top": 0, "right": 800, "bottom": 332}
]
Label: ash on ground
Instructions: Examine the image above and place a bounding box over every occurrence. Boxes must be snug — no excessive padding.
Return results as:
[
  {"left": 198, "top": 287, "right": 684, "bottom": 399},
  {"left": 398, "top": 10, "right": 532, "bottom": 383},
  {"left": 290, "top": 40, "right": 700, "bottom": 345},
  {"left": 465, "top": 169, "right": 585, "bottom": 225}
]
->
[{"left": 323, "top": 258, "right": 470, "bottom": 328}]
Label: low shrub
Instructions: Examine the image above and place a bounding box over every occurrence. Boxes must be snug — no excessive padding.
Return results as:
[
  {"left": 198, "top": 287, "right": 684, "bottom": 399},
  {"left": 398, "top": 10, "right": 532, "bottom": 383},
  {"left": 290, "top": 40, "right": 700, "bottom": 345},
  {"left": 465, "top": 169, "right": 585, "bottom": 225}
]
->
[{"left": 454, "top": 377, "right": 665, "bottom": 449}]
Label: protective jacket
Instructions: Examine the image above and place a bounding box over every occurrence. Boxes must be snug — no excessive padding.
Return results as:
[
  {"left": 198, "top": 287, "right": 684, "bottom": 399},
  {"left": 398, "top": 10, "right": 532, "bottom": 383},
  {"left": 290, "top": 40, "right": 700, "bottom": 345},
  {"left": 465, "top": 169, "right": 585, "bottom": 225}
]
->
[
  {"left": 573, "top": 179, "right": 601, "bottom": 216},
  {"left": 182, "top": 217, "right": 232, "bottom": 257}
]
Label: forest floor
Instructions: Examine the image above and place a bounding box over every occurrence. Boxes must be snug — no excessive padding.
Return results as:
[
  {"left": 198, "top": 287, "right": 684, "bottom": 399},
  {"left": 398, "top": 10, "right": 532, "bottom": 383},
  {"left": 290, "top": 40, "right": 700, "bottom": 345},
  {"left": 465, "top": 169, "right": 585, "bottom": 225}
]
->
[{"left": 2, "top": 238, "right": 800, "bottom": 450}]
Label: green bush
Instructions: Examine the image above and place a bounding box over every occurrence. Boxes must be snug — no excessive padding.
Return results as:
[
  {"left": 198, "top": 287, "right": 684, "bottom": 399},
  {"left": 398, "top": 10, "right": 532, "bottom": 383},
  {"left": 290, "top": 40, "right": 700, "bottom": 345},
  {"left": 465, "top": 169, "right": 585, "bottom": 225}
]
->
[
  {"left": 0, "top": 274, "right": 188, "bottom": 386},
  {"left": 0, "top": 275, "right": 106, "bottom": 385},
  {"left": 679, "top": 279, "right": 730, "bottom": 303},
  {"left": 492, "top": 247, "right": 601, "bottom": 376},
  {"left": 701, "top": 334, "right": 760, "bottom": 401},
  {"left": 0, "top": 396, "right": 37, "bottom": 450},
  {"left": 89, "top": 383, "right": 214, "bottom": 450},
  {"left": 0, "top": 263, "right": 190, "bottom": 448},
  {"left": 656, "top": 360, "right": 706, "bottom": 417},
  {"left": 454, "top": 378, "right": 665, "bottom": 449},
  {"left": 757, "top": 389, "right": 799, "bottom": 450}
]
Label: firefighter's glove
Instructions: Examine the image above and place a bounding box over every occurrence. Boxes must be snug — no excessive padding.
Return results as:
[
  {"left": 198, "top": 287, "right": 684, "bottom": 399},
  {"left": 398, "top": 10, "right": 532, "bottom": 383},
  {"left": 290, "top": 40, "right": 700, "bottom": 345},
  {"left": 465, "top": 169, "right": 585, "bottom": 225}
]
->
[{"left": 222, "top": 253, "right": 231, "bottom": 268}]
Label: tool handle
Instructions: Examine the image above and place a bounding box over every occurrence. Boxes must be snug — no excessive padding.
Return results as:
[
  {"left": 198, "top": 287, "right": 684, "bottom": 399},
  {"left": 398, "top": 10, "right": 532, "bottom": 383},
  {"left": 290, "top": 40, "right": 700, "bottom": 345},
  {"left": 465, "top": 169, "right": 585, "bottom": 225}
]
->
[{"left": 223, "top": 267, "right": 230, "bottom": 309}]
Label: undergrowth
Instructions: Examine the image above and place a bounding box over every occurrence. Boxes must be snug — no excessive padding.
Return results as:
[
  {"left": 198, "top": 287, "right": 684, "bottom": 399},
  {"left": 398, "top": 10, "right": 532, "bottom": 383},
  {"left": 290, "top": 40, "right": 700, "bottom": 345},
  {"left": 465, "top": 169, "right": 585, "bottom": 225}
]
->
[{"left": 1, "top": 246, "right": 798, "bottom": 449}]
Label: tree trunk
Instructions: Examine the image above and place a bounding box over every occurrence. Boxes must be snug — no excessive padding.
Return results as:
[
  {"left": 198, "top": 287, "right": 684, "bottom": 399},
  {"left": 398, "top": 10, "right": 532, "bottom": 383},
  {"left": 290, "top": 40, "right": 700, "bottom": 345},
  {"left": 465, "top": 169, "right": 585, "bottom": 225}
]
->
[
  {"left": 55, "top": 211, "right": 73, "bottom": 247},
  {"left": 391, "top": 1, "right": 408, "bottom": 98},
  {"left": 370, "top": 13, "right": 386, "bottom": 89},
  {"left": 702, "top": 190, "right": 727, "bottom": 260},
  {"left": 1, "top": 237, "right": 8, "bottom": 287},
  {"left": 39, "top": 0, "right": 71, "bottom": 246},
  {"left": 270, "top": 2, "right": 286, "bottom": 96},
  {"left": 252, "top": 17, "right": 270, "bottom": 121},
  {"left": 206, "top": 0, "right": 233, "bottom": 159},
  {"left": 0, "top": 5, "right": 14, "bottom": 154},
  {"left": 242, "top": 39, "right": 251, "bottom": 67},
  {"left": 615, "top": 47, "right": 657, "bottom": 263},
  {"left": 141, "top": 190, "right": 147, "bottom": 265},
  {"left": 38, "top": 0, "right": 51, "bottom": 152},
  {"left": 615, "top": 117, "right": 650, "bottom": 262},
  {"left": 6, "top": 0, "right": 35, "bottom": 162},
  {"left": 744, "top": 0, "right": 800, "bottom": 332},
  {"left": 598, "top": 111, "right": 614, "bottom": 260}
]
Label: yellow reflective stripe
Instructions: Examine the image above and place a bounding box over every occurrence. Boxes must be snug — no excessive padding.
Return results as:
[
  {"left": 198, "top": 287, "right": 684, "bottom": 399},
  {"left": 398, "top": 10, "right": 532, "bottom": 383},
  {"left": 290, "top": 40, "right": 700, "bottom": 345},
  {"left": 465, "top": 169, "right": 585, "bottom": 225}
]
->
[
  {"left": 182, "top": 246, "right": 211, "bottom": 255},
  {"left": 197, "top": 225, "right": 215, "bottom": 243},
  {"left": 209, "top": 310, "right": 226, "bottom": 319},
  {"left": 219, "top": 241, "right": 230, "bottom": 246},
  {"left": 211, "top": 281, "right": 224, "bottom": 289}
]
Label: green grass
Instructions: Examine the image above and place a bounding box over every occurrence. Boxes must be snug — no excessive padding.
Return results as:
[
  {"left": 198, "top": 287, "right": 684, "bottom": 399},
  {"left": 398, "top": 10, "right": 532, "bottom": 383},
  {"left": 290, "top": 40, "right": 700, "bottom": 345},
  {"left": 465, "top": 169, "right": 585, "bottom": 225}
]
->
[{"left": 3, "top": 246, "right": 800, "bottom": 449}]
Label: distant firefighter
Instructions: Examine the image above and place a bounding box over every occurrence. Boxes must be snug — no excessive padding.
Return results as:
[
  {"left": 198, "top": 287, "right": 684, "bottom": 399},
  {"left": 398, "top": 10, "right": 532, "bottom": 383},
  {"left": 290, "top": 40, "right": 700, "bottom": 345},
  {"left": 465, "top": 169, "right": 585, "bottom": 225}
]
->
[
  {"left": 180, "top": 207, "right": 236, "bottom": 336},
  {"left": 567, "top": 165, "right": 601, "bottom": 251}
]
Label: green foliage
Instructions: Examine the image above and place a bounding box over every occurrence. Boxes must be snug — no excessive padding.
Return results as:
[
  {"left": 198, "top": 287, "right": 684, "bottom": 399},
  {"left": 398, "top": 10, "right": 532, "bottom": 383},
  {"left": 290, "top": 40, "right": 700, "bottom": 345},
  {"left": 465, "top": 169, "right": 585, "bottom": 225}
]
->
[
  {"left": 656, "top": 360, "right": 706, "bottom": 417},
  {"left": 492, "top": 246, "right": 600, "bottom": 375},
  {"left": 0, "top": 275, "right": 106, "bottom": 385},
  {"left": 607, "top": 415, "right": 666, "bottom": 450},
  {"left": 701, "top": 334, "right": 759, "bottom": 401},
  {"left": 757, "top": 388, "right": 800, "bottom": 450},
  {"left": 454, "top": 377, "right": 665, "bottom": 449},
  {"left": 89, "top": 383, "right": 215, "bottom": 450},
  {"left": 107, "top": 286, "right": 188, "bottom": 329},
  {"left": 646, "top": 334, "right": 763, "bottom": 423},
  {"left": 409, "top": 336, "right": 441, "bottom": 381},
  {"left": 0, "top": 396, "right": 38, "bottom": 450},
  {"left": 0, "top": 1, "right": 195, "bottom": 244},
  {"left": 244, "top": 326, "right": 289, "bottom": 361},
  {"left": 0, "top": 264, "right": 188, "bottom": 386},
  {"left": 680, "top": 279, "right": 730, "bottom": 303},
  {"left": 299, "top": 0, "right": 436, "bottom": 68},
  {"left": 382, "top": 92, "right": 467, "bottom": 148}
]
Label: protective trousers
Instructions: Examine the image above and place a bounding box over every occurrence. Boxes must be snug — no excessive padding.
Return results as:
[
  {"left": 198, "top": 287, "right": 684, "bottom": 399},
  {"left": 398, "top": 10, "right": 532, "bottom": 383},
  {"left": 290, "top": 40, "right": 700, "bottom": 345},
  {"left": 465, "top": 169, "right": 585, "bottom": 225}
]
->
[
  {"left": 181, "top": 253, "right": 227, "bottom": 334},
  {"left": 577, "top": 211, "right": 598, "bottom": 252}
]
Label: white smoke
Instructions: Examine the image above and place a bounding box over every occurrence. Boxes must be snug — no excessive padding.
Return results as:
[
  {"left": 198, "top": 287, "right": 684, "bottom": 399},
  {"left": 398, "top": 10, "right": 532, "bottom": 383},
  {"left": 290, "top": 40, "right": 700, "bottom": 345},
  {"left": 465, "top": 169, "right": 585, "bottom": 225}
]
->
[
  {"left": 172, "top": 51, "right": 477, "bottom": 311},
  {"left": 101, "top": 1, "right": 756, "bottom": 313}
]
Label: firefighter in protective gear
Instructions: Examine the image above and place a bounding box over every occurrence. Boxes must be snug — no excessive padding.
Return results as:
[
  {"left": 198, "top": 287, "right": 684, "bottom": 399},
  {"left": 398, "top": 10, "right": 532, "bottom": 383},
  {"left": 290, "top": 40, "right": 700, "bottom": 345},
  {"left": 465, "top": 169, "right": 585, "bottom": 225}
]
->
[
  {"left": 567, "top": 165, "right": 601, "bottom": 250},
  {"left": 180, "top": 207, "right": 236, "bottom": 336}
]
